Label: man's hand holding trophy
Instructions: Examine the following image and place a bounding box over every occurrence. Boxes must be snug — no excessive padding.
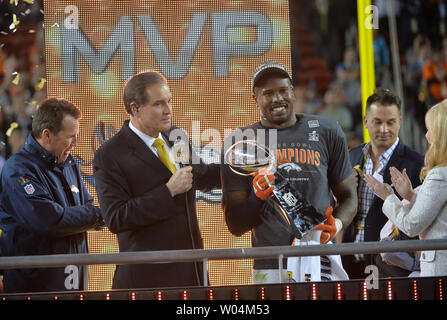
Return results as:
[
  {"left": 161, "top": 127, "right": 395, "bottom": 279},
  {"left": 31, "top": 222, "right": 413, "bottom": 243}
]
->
[{"left": 224, "top": 139, "right": 329, "bottom": 240}]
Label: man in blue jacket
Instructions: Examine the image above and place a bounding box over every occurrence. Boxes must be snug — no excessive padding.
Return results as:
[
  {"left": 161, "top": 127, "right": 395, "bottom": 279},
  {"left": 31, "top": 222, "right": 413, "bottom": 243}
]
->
[
  {"left": 342, "top": 88, "right": 424, "bottom": 279},
  {"left": 0, "top": 98, "right": 104, "bottom": 293}
]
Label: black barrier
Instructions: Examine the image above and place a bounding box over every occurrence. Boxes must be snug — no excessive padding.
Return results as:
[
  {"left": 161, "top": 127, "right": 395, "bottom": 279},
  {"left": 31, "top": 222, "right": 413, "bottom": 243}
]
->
[{"left": 1, "top": 277, "right": 445, "bottom": 301}]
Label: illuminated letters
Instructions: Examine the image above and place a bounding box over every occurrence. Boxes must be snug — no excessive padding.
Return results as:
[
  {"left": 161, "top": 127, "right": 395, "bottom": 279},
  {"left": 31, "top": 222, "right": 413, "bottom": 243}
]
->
[
  {"left": 61, "top": 16, "right": 134, "bottom": 82},
  {"left": 211, "top": 12, "right": 272, "bottom": 77},
  {"left": 61, "top": 12, "right": 273, "bottom": 82}
]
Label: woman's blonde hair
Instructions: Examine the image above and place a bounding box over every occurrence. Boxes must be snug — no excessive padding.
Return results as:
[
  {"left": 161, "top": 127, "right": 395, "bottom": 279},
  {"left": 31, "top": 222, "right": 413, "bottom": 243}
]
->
[{"left": 420, "top": 99, "right": 447, "bottom": 180}]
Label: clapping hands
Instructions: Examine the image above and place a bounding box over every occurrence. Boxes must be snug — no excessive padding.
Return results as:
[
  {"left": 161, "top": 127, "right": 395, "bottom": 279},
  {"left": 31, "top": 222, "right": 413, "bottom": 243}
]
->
[
  {"left": 364, "top": 167, "right": 414, "bottom": 201},
  {"left": 389, "top": 167, "right": 414, "bottom": 201},
  {"left": 364, "top": 174, "right": 394, "bottom": 201}
]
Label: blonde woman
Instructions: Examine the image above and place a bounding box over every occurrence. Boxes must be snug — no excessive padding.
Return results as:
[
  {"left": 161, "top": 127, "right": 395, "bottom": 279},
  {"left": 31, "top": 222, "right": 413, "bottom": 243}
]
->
[{"left": 364, "top": 100, "right": 447, "bottom": 276}]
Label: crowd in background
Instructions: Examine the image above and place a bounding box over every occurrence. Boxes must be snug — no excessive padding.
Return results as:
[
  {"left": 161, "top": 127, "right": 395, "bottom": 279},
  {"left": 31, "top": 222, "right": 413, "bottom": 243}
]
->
[
  {"left": 0, "top": 0, "right": 447, "bottom": 172},
  {"left": 0, "top": 0, "right": 45, "bottom": 173},
  {"left": 291, "top": 0, "right": 447, "bottom": 151}
]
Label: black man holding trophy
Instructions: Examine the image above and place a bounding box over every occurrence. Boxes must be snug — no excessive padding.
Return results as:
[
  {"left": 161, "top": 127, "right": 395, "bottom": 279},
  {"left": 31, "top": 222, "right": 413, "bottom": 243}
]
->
[{"left": 221, "top": 62, "right": 358, "bottom": 283}]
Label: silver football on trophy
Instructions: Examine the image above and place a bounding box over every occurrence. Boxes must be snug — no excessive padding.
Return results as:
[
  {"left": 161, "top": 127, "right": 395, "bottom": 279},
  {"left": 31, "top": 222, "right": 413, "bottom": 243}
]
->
[{"left": 224, "top": 140, "right": 276, "bottom": 176}]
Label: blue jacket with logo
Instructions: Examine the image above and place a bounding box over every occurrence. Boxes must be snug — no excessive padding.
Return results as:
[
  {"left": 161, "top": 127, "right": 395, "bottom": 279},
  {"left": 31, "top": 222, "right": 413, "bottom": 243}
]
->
[{"left": 0, "top": 134, "right": 102, "bottom": 293}]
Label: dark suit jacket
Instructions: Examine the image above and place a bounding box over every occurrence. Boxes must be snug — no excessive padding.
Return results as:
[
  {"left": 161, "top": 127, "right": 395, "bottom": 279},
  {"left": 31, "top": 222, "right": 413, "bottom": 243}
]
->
[
  {"left": 342, "top": 140, "right": 424, "bottom": 266},
  {"left": 93, "top": 121, "right": 220, "bottom": 289}
]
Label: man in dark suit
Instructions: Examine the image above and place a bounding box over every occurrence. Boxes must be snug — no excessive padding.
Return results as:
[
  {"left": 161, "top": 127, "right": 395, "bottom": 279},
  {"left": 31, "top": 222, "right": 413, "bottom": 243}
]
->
[
  {"left": 93, "top": 71, "right": 220, "bottom": 289},
  {"left": 342, "top": 88, "right": 424, "bottom": 279}
]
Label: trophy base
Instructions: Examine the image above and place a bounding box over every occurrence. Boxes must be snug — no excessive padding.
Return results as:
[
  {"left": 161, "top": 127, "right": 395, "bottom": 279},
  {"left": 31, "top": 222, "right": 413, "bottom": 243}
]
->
[{"left": 272, "top": 174, "right": 325, "bottom": 240}]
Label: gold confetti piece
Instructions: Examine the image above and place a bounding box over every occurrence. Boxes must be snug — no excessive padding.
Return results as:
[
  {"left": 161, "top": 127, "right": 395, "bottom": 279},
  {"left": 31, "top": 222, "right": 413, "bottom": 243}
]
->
[
  {"left": 35, "top": 78, "right": 46, "bottom": 91},
  {"left": 6, "top": 122, "right": 19, "bottom": 137},
  {"left": 13, "top": 14, "right": 20, "bottom": 26},
  {"left": 9, "top": 14, "right": 20, "bottom": 30},
  {"left": 28, "top": 29, "right": 35, "bottom": 33},
  {"left": 23, "top": 0, "right": 35, "bottom": 4},
  {"left": 10, "top": 0, "right": 18, "bottom": 5},
  {"left": 12, "top": 72, "right": 20, "bottom": 85}
]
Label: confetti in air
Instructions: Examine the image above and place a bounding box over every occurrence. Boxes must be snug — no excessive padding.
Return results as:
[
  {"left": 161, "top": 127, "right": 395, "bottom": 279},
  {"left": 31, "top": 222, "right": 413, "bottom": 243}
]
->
[
  {"left": 12, "top": 72, "right": 20, "bottom": 85},
  {"left": 35, "top": 78, "right": 47, "bottom": 91},
  {"left": 9, "top": 14, "right": 20, "bottom": 30}
]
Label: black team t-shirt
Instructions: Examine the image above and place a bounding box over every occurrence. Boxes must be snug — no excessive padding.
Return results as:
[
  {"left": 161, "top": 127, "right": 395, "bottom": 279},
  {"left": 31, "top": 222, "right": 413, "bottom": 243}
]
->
[{"left": 221, "top": 114, "right": 352, "bottom": 269}]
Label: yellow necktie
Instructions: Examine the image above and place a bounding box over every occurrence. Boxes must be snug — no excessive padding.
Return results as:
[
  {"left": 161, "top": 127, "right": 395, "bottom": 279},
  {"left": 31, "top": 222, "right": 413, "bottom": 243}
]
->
[{"left": 152, "top": 138, "right": 177, "bottom": 173}]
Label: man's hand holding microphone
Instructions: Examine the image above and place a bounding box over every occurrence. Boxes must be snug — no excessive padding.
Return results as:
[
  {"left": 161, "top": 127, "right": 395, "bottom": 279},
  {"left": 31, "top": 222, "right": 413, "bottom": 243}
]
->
[{"left": 166, "top": 166, "right": 193, "bottom": 197}]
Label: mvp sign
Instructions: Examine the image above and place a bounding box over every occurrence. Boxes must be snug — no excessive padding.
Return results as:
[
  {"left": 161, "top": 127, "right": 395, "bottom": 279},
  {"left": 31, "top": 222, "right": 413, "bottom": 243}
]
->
[{"left": 61, "top": 11, "right": 273, "bottom": 82}]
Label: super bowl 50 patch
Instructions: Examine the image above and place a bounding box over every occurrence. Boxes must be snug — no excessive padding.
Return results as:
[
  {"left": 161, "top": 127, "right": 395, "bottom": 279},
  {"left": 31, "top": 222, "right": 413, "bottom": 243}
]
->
[
  {"left": 18, "top": 176, "right": 30, "bottom": 185},
  {"left": 308, "top": 131, "right": 320, "bottom": 142}
]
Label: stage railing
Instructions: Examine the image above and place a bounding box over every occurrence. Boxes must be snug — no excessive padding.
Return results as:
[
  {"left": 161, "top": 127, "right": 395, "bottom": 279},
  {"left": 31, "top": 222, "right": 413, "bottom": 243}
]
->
[{"left": 1, "top": 239, "right": 447, "bottom": 287}]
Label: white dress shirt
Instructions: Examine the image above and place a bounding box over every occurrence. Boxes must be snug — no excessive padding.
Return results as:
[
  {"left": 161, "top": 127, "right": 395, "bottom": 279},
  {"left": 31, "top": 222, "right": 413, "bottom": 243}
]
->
[{"left": 129, "top": 120, "right": 180, "bottom": 170}]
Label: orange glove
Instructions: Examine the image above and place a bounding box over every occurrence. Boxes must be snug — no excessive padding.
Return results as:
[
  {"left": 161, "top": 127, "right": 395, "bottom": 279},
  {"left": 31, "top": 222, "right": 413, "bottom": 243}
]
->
[
  {"left": 315, "top": 206, "right": 342, "bottom": 244},
  {"left": 251, "top": 168, "right": 275, "bottom": 201}
]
